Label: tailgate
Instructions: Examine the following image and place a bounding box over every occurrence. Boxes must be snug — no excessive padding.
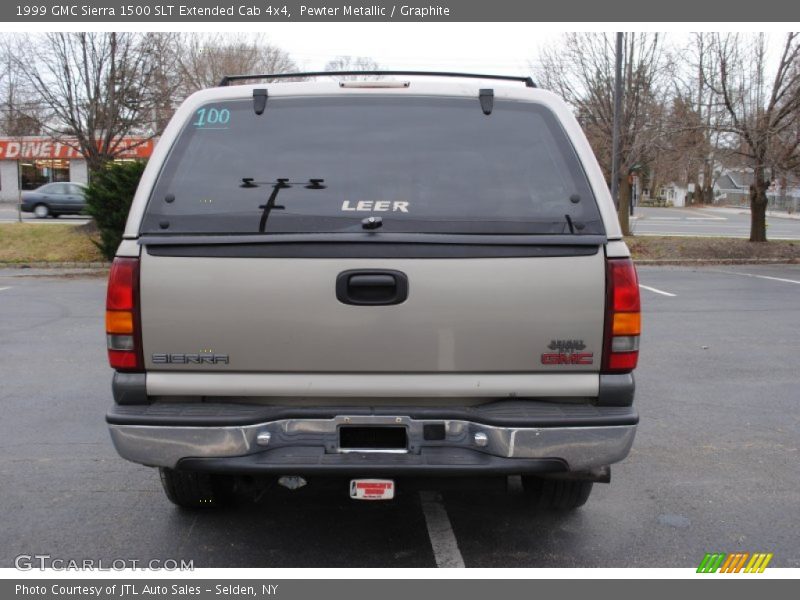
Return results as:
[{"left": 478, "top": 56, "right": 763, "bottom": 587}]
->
[{"left": 139, "top": 250, "right": 605, "bottom": 374}]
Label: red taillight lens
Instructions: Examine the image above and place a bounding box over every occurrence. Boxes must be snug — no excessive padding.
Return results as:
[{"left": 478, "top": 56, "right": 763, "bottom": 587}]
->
[
  {"left": 106, "top": 257, "right": 143, "bottom": 371},
  {"left": 602, "top": 258, "right": 641, "bottom": 374},
  {"left": 611, "top": 260, "right": 640, "bottom": 313}
]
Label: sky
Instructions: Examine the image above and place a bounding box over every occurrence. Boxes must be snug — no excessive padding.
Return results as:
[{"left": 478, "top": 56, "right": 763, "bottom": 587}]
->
[
  {"left": 1, "top": 22, "right": 579, "bottom": 75},
  {"left": 2, "top": 23, "right": 790, "bottom": 84},
  {"left": 259, "top": 23, "right": 562, "bottom": 74}
]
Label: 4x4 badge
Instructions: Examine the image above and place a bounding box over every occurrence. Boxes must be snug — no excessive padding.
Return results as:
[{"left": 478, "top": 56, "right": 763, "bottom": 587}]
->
[
  {"left": 542, "top": 339, "right": 593, "bottom": 365},
  {"left": 548, "top": 339, "right": 586, "bottom": 351}
]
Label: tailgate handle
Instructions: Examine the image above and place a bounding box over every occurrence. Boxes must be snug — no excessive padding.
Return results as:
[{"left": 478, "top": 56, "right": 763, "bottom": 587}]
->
[
  {"left": 336, "top": 270, "right": 409, "bottom": 306},
  {"left": 350, "top": 274, "right": 395, "bottom": 287}
]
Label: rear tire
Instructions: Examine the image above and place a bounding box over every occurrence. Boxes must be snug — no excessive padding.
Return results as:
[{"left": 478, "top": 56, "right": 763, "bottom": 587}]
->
[
  {"left": 33, "top": 204, "right": 50, "bottom": 218},
  {"left": 159, "top": 468, "right": 233, "bottom": 509},
  {"left": 521, "top": 476, "right": 593, "bottom": 510}
]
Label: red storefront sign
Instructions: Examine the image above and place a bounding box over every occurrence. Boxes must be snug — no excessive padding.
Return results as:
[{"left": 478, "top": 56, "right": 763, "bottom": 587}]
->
[{"left": 0, "top": 137, "right": 154, "bottom": 160}]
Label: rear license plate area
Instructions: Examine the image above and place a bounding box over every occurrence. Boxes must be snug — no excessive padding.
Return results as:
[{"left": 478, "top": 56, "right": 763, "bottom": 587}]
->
[
  {"left": 350, "top": 479, "right": 395, "bottom": 500},
  {"left": 339, "top": 426, "right": 407, "bottom": 451}
]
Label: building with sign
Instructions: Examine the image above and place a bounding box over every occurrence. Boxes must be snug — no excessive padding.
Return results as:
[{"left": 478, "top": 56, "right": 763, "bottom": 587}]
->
[{"left": 0, "top": 136, "right": 154, "bottom": 202}]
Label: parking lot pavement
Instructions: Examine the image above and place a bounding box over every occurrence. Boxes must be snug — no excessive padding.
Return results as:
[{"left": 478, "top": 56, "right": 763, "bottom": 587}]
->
[
  {"left": 631, "top": 206, "right": 800, "bottom": 239},
  {"left": 0, "top": 265, "right": 798, "bottom": 568}
]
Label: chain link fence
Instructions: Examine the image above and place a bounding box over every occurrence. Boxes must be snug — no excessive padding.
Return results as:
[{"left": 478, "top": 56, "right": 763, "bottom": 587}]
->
[{"left": 715, "top": 191, "right": 800, "bottom": 214}]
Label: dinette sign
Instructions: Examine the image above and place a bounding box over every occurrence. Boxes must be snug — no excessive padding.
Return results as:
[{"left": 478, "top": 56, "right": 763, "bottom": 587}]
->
[{"left": 0, "top": 137, "right": 154, "bottom": 160}]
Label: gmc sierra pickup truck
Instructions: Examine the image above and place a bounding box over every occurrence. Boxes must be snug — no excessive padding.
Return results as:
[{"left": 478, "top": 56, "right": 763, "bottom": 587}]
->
[{"left": 105, "top": 71, "right": 640, "bottom": 510}]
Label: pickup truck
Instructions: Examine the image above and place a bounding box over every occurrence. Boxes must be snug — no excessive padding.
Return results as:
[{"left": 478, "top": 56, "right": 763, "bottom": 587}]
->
[{"left": 105, "top": 72, "right": 640, "bottom": 510}]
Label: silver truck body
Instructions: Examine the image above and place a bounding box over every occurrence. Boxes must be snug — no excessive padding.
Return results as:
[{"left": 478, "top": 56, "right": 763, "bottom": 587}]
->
[{"left": 106, "top": 77, "right": 639, "bottom": 503}]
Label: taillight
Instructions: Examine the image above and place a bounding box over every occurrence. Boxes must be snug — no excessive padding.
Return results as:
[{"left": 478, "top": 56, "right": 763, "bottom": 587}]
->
[
  {"left": 602, "top": 258, "right": 641, "bottom": 373},
  {"left": 106, "top": 257, "right": 143, "bottom": 371}
]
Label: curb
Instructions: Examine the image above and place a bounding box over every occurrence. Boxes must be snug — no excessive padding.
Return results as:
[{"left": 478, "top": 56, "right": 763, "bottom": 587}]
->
[
  {"left": 0, "top": 262, "right": 110, "bottom": 269},
  {"left": 634, "top": 258, "right": 799, "bottom": 265}
]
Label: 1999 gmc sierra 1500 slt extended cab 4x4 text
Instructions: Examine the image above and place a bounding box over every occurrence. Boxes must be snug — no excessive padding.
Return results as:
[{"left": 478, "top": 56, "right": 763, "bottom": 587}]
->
[{"left": 104, "top": 71, "right": 641, "bottom": 510}]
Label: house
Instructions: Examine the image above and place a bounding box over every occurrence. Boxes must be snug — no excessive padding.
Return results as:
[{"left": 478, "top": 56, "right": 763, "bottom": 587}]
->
[
  {"left": 714, "top": 168, "right": 800, "bottom": 211},
  {"left": 714, "top": 169, "right": 751, "bottom": 206},
  {"left": 660, "top": 183, "right": 687, "bottom": 207}
]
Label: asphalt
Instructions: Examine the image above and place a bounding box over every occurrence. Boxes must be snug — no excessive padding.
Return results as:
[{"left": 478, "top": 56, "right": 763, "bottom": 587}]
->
[
  {"left": 0, "top": 204, "right": 90, "bottom": 224},
  {"left": 0, "top": 265, "right": 798, "bottom": 568},
  {"left": 630, "top": 206, "right": 800, "bottom": 239}
]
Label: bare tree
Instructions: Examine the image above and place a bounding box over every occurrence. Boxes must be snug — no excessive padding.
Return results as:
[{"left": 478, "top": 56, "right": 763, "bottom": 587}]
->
[
  {"left": 143, "top": 33, "right": 184, "bottom": 135},
  {"left": 11, "top": 32, "right": 160, "bottom": 173},
  {"left": 690, "top": 33, "right": 727, "bottom": 205},
  {"left": 176, "top": 33, "right": 298, "bottom": 94},
  {"left": 536, "top": 33, "right": 669, "bottom": 235},
  {"left": 656, "top": 61, "right": 732, "bottom": 208},
  {"left": 0, "top": 37, "right": 43, "bottom": 136},
  {"left": 648, "top": 96, "right": 695, "bottom": 199},
  {"left": 659, "top": 33, "right": 726, "bottom": 206},
  {"left": 323, "top": 56, "right": 382, "bottom": 79},
  {"left": 707, "top": 33, "right": 800, "bottom": 242}
]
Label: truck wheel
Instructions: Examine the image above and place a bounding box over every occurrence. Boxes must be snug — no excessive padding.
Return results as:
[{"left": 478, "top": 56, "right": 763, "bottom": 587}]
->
[
  {"left": 158, "top": 468, "right": 233, "bottom": 509},
  {"left": 521, "top": 476, "right": 593, "bottom": 510}
]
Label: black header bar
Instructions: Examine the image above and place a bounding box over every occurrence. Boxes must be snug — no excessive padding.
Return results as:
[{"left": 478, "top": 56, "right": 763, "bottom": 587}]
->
[{"left": 4, "top": 0, "right": 799, "bottom": 22}]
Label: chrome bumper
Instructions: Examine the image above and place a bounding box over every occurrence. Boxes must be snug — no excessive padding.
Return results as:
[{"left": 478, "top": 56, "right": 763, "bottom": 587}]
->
[{"left": 108, "top": 414, "right": 636, "bottom": 472}]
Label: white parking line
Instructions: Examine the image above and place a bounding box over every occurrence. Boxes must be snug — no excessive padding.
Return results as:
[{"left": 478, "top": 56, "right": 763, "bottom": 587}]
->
[
  {"left": 419, "top": 491, "right": 465, "bottom": 568},
  {"left": 693, "top": 210, "right": 730, "bottom": 219},
  {"left": 639, "top": 284, "right": 677, "bottom": 297},
  {"left": 718, "top": 271, "right": 800, "bottom": 285},
  {"left": 0, "top": 287, "right": 11, "bottom": 292},
  {"left": 686, "top": 217, "right": 727, "bottom": 221}
]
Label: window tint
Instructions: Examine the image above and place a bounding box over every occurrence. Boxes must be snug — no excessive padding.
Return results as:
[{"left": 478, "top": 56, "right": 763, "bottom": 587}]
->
[{"left": 142, "top": 96, "right": 603, "bottom": 236}]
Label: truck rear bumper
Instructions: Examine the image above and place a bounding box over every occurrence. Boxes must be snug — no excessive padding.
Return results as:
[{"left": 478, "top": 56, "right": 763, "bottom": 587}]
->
[{"left": 107, "top": 402, "right": 637, "bottom": 474}]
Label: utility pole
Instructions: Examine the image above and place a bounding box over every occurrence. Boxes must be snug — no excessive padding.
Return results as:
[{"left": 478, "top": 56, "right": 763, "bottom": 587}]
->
[
  {"left": 16, "top": 158, "right": 22, "bottom": 222},
  {"left": 14, "top": 126, "right": 23, "bottom": 223},
  {"left": 610, "top": 32, "right": 623, "bottom": 211}
]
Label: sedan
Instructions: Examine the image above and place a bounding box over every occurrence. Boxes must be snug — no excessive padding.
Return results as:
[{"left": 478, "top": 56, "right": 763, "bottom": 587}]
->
[{"left": 21, "top": 182, "right": 88, "bottom": 218}]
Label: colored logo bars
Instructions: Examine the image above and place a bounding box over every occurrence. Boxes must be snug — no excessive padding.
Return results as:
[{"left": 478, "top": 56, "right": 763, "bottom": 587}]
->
[{"left": 697, "top": 552, "right": 773, "bottom": 573}]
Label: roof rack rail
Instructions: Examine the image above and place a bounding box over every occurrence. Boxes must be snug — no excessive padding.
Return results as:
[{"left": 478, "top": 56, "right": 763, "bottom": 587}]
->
[{"left": 218, "top": 71, "right": 537, "bottom": 88}]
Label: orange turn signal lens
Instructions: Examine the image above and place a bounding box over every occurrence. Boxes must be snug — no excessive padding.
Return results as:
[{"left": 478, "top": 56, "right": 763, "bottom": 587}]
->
[
  {"left": 612, "top": 312, "right": 641, "bottom": 336},
  {"left": 106, "top": 310, "right": 134, "bottom": 334}
]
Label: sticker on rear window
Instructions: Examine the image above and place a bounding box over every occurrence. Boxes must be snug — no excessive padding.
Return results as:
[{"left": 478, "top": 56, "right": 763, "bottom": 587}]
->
[{"left": 193, "top": 107, "right": 231, "bottom": 129}]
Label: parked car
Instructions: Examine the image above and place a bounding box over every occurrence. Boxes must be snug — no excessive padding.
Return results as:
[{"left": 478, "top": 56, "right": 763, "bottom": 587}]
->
[
  {"left": 105, "top": 71, "right": 641, "bottom": 510},
  {"left": 21, "top": 182, "right": 87, "bottom": 218}
]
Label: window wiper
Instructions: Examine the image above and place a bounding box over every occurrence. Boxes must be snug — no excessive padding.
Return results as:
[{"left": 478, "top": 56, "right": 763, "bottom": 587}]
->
[
  {"left": 258, "top": 178, "right": 289, "bottom": 232},
  {"left": 240, "top": 178, "right": 325, "bottom": 233},
  {"left": 563, "top": 214, "right": 585, "bottom": 234}
]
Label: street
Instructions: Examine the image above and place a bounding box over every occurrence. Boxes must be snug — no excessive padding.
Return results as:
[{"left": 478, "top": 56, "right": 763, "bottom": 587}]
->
[
  {"left": 0, "top": 204, "right": 90, "bottom": 225},
  {"left": 631, "top": 206, "right": 800, "bottom": 239},
  {"left": 0, "top": 265, "right": 798, "bottom": 568},
  {"left": 3, "top": 204, "right": 800, "bottom": 240}
]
